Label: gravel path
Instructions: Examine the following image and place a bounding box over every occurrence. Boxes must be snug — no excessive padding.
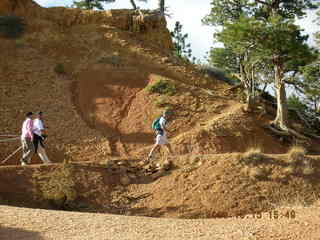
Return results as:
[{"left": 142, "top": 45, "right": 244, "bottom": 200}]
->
[{"left": 1, "top": 206, "right": 320, "bottom": 240}]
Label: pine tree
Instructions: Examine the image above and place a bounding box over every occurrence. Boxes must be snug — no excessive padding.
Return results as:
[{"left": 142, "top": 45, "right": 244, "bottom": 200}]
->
[
  {"left": 72, "top": 0, "right": 152, "bottom": 10},
  {"left": 158, "top": 0, "right": 165, "bottom": 14},
  {"left": 204, "top": 0, "right": 318, "bottom": 131},
  {"left": 203, "top": 0, "right": 263, "bottom": 111},
  {"left": 299, "top": 13, "right": 320, "bottom": 112},
  {"left": 72, "top": 0, "right": 114, "bottom": 10},
  {"left": 170, "top": 21, "right": 194, "bottom": 62}
]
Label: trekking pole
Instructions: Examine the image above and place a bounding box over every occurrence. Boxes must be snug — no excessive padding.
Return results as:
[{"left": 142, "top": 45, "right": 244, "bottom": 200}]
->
[
  {"left": 0, "top": 146, "right": 22, "bottom": 165},
  {"left": 0, "top": 137, "right": 20, "bottom": 143}
]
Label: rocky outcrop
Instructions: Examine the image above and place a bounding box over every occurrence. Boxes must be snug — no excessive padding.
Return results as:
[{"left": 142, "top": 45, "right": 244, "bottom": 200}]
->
[
  {"left": 0, "top": 0, "right": 173, "bottom": 51},
  {"left": 0, "top": 0, "right": 41, "bottom": 17}
]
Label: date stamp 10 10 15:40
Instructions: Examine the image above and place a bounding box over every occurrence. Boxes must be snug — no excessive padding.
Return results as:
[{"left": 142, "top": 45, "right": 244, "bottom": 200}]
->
[{"left": 235, "top": 210, "right": 296, "bottom": 220}]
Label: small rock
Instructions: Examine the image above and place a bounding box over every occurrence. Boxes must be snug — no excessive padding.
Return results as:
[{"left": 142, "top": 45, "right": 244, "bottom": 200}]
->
[
  {"left": 161, "top": 57, "right": 170, "bottom": 64},
  {"left": 120, "top": 175, "right": 131, "bottom": 186}
]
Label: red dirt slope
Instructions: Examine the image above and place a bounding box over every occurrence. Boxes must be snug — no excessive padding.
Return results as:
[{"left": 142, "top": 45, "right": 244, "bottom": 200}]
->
[
  {"left": 1, "top": 153, "right": 320, "bottom": 219},
  {"left": 0, "top": 0, "right": 297, "bottom": 167}
]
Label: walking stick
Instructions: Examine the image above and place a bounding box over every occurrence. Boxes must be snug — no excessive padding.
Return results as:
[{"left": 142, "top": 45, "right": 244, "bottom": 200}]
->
[{"left": 1, "top": 146, "right": 22, "bottom": 165}]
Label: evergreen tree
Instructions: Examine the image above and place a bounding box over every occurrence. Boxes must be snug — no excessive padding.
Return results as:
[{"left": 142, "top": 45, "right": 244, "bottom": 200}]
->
[
  {"left": 72, "top": 0, "right": 114, "bottom": 10},
  {"left": 72, "top": 0, "right": 151, "bottom": 10},
  {"left": 203, "top": 0, "right": 264, "bottom": 110},
  {"left": 170, "top": 21, "right": 194, "bottom": 62},
  {"left": 204, "top": 0, "right": 318, "bottom": 130},
  {"left": 299, "top": 14, "right": 320, "bottom": 112},
  {"left": 158, "top": 0, "right": 165, "bottom": 14},
  {"left": 301, "top": 61, "right": 320, "bottom": 111},
  {"left": 209, "top": 47, "right": 238, "bottom": 74}
]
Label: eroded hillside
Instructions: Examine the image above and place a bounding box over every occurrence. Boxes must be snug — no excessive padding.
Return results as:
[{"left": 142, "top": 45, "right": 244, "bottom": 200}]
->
[
  {"left": 2, "top": 0, "right": 320, "bottom": 225},
  {"left": 0, "top": 0, "right": 297, "bottom": 166}
]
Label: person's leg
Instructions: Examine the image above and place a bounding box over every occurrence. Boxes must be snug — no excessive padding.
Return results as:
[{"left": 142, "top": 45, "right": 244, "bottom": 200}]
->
[
  {"left": 37, "top": 144, "right": 51, "bottom": 163},
  {"left": 146, "top": 132, "right": 161, "bottom": 162},
  {"left": 33, "top": 134, "right": 39, "bottom": 154},
  {"left": 147, "top": 144, "right": 160, "bottom": 161},
  {"left": 21, "top": 139, "right": 28, "bottom": 165},
  {"left": 164, "top": 143, "right": 173, "bottom": 155},
  {"left": 24, "top": 138, "right": 35, "bottom": 164}
]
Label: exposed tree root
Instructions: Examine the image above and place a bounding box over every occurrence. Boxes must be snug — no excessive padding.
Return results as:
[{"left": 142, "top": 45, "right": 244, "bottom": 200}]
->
[
  {"left": 223, "top": 83, "right": 243, "bottom": 94},
  {"left": 295, "top": 110, "right": 312, "bottom": 129},
  {"left": 266, "top": 124, "right": 290, "bottom": 136},
  {"left": 287, "top": 128, "right": 309, "bottom": 140},
  {"left": 266, "top": 124, "right": 309, "bottom": 140},
  {"left": 303, "top": 132, "right": 320, "bottom": 139}
]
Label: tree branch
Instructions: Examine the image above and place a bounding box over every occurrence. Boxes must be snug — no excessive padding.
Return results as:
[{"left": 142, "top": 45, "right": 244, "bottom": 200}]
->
[{"left": 255, "top": 0, "right": 269, "bottom": 6}]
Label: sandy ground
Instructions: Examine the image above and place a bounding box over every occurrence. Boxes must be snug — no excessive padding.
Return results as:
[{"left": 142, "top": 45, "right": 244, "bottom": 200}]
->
[{"left": 1, "top": 205, "right": 320, "bottom": 240}]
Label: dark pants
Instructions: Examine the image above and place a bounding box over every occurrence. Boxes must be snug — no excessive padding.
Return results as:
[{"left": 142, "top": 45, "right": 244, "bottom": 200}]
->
[{"left": 33, "top": 134, "right": 45, "bottom": 154}]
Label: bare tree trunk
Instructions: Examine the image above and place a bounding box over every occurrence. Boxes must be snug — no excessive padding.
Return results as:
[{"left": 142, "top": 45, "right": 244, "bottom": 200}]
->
[
  {"left": 130, "top": 0, "right": 137, "bottom": 10},
  {"left": 246, "top": 89, "right": 255, "bottom": 112},
  {"left": 273, "top": 64, "right": 289, "bottom": 130},
  {"left": 158, "top": 0, "right": 165, "bottom": 14},
  {"left": 240, "top": 55, "right": 255, "bottom": 111}
]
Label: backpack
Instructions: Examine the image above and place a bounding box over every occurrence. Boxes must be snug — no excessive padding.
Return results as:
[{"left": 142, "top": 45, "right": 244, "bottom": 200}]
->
[{"left": 152, "top": 117, "right": 162, "bottom": 130}]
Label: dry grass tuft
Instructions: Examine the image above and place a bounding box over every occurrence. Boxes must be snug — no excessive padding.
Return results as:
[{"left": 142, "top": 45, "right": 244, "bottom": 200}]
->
[
  {"left": 241, "top": 148, "right": 266, "bottom": 166},
  {"left": 249, "top": 167, "right": 268, "bottom": 180},
  {"left": 284, "top": 146, "right": 317, "bottom": 177},
  {"left": 274, "top": 191, "right": 320, "bottom": 209},
  {"left": 302, "top": 165, "right": 315, "bottom": 176},
  {"left": 33, "top": 161, "right": 77, "bottom": 208},
  {"left": 241, "top": 166, "right": 251, "bottom": 176},
  {"left": 287, "top": 146, "right": 306, "bottom": 164},
  {"left": 283, "top": 166, "right": 297, "bottom": 176}
]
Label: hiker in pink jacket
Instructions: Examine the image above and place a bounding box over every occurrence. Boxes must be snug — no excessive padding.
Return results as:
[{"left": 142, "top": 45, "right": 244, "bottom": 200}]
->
[{"left": 20, "top": 112, "right": 35, "bottom": 166}]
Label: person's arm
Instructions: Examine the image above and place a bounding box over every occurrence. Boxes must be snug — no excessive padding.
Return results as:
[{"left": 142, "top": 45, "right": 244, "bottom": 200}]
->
[
  {"left": 38, "top": 120, "right": 45, "bottom": 136},
  {"left": 162, "top": 119, "right": 172, "bottom": 133}
]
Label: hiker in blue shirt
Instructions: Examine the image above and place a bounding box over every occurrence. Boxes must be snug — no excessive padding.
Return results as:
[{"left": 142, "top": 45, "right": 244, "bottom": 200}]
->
[{"left": 146, "top": 110, "right": 173, "bottom": 163}]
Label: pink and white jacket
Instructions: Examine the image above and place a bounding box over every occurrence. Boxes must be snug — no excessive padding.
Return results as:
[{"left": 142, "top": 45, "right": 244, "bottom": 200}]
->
[{"left": 21, "top": 117, "right": 34, "bottom": 140}]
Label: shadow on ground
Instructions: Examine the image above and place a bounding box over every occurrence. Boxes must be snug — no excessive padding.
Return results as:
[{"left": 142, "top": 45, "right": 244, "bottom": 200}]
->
[{"left": 0, "top": 226, "right": 44, "bottom": 240}]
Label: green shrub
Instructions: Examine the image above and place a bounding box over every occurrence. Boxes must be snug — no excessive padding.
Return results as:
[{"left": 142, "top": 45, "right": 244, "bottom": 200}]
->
[
  {"left": 199, "top": 66, "right": 237, "bottom": 85},
  {"left": 145, "top": 79, "right": 177, "bottom": 96},
  {"left": 154, "top": 96, "right": 169, "bottom": 108},
  {"left": 0, "top": 15, "right": 26, "bottom": 38},
  {"left": 54, "top": 63, "right": 66, "bottom": 74},
  {"left": 15, "top": 39, "right": 25, "bottom": 48}
]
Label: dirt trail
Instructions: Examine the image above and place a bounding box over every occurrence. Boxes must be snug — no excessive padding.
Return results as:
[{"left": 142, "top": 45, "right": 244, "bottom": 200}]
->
[{"left": 1, "top": 205, "right": 320, "bottom": 240}]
